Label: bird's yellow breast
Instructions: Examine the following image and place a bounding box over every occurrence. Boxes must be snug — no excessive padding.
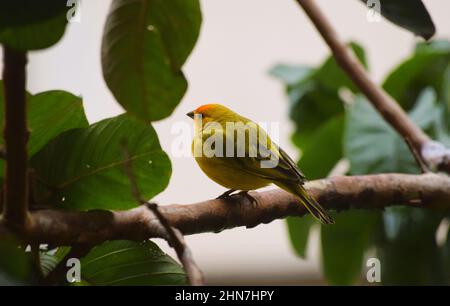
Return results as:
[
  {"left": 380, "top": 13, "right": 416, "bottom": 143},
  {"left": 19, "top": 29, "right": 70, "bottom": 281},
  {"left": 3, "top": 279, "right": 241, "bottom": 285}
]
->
[
  {"left": 194, "top": 155, "right": 269, "bottom": 191},
  {"left": 191, "top": 115, "right": 271, "bottom": 191}
]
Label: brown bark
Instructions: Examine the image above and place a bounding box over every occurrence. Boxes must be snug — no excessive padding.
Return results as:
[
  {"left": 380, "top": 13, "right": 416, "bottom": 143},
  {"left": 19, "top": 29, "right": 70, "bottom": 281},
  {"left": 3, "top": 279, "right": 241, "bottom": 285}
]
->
[
  {"left": 1, "top": 173, "right": 446, "bottom": 246},
  {"left": 2, "top": 46, "right": 29, "bottom": 229}
]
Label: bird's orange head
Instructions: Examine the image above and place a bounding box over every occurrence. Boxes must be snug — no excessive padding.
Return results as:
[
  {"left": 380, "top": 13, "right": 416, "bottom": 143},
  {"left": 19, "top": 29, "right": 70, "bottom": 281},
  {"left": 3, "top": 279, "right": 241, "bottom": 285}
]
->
[{"left": 186, "top": 104, "right": 234, "bottom": 121}]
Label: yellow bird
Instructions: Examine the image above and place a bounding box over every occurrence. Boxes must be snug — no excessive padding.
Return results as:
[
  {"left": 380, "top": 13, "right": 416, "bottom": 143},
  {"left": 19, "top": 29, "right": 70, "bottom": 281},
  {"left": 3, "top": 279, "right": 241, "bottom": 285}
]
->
[{"left": 187, "top": 104, "right": 334, "bottom": 224}]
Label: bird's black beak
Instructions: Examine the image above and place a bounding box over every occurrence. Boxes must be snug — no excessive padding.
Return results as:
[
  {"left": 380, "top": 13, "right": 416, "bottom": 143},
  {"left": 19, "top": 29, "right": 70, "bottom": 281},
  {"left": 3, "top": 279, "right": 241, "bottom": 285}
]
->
[{"left": 186, "top": 111, "right": 195, "bottom": 119}]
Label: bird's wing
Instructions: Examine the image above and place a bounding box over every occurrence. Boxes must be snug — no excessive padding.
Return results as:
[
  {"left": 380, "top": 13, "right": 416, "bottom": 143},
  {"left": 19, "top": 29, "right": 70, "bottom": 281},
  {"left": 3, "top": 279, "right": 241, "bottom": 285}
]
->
[
  {"left": 200, "top": 120, "right": 306, "bottom": 184},
  {"left": 234, "top": 125, "right": 306, "bottom": 184}
]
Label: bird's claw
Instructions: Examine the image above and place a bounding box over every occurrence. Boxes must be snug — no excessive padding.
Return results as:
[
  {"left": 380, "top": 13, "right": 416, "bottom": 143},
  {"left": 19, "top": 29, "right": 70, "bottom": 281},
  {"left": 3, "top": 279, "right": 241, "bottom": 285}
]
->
[
  {"left": 238, "top": 191, "right": 258, "bottom": 208},
  {"left": 216, "top": 189, "right": 236, "bottom": 199}
]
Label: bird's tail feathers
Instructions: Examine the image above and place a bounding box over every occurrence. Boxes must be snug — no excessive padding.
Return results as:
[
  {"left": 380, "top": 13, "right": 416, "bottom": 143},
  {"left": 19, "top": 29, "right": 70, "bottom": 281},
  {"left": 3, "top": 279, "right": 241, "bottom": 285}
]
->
[{"left": 278, "top": 182, "right": 334, "bottom": 225}]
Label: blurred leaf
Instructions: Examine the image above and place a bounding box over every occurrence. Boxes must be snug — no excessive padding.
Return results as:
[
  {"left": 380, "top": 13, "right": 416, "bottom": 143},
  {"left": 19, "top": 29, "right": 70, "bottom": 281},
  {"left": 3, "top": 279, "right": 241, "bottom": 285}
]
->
[
  {"left": 383, "top": 41, "right": 450, "bottom": 109},
  {"left": 289, "top": 85, "right": 344, "bottom": 145},
  {"left": 79, "top": 240, "right": 186, "bottom": 285},
  {"left": 434, "top": 65, "right": 450, "bottom": 146},
  {"left": 31, "top": 114, "right": 171, "bottom": 211},
  {"left": 286, "top": 116, "right": 345, "bottom": 260},
  {"left": 0, "top": 237, "right": 32, "bottom": 285},
  {"left": 298, "top": 115, "right": 345, "bottom": 179},
  {"left": 314, "top": 42, "right": 368, "bottom": 92},
  {"left": 101, "top": 0, "right": 201, "bottom": 121},
  {"left": 359, "top": 0, "right": 435, "bottom": 40},
  {"left": 321, "top": 210, "right": 380, "bottom": 285},
  {"left": 345, "top": 93, "right": 436, "bottom": 175},
  {"left": 0, "top": 86, "right": 88, "bottom": 180},
  {"left": 272, "top": 42, "right": 366, "bottom": 140},
  {"left": 345, "top": 85, "right": 447, "bottom": 284},
  {"left": 408, "top": 87, "right": 439, "bottom": 130},
  {"left": 286, "top": 216, "right": 315, "bottom": 259},
  {"left": 273, "top": 43, "right": 365, "bottom": 263},
  {"left": 0, "top": 1, "right": 68, "bottom": 50},
  {"left": 269, "top": 65, "right": 313, "bottom": 86},
  {"left": 377, "top": 208, "right": 446, "bottom": 285}
]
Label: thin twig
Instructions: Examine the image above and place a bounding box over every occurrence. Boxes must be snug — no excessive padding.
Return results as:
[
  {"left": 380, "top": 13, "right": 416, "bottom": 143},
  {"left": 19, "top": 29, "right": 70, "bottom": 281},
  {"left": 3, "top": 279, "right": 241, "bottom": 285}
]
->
[
  {"left": 2, "top": 46, "right": 29, "bottom": 229},
  {"left": 294, "top": 0, "right": 450, "bottom": 172},
  {"left": 405, "top": 138, "right": 430, "bottom": 173},
  {"left": 121, "top": 142, "right": 204, "bottom": 286}
]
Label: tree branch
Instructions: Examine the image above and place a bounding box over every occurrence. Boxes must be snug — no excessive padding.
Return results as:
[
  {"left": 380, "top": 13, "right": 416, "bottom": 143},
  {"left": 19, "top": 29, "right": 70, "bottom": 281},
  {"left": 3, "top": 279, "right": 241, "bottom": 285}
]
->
[
  {"left": 5, "top": 173, "right": 448, "bottom": 247},
  {"left": 295, "top": 0, "right": 450, "bottom": 173},
  {"left": 2, "top": 46, "right": 29, "bottom": 229}
]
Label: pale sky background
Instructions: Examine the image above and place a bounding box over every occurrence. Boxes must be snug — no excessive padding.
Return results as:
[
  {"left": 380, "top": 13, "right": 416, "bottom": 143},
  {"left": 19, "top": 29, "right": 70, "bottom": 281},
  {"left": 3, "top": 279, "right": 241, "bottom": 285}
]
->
[{"left": 2, "top": 0, "right": 450, "bottom": 284}]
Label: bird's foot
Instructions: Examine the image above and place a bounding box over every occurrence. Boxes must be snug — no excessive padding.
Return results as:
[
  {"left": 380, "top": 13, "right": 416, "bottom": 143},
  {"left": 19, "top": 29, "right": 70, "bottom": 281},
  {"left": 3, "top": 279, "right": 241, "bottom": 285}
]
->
[
  {"left": 216, "top": 189, "right": 237, "bottom": 199},
  {"left": 238, "top": 191, "right": 258, "bottom": 208}
]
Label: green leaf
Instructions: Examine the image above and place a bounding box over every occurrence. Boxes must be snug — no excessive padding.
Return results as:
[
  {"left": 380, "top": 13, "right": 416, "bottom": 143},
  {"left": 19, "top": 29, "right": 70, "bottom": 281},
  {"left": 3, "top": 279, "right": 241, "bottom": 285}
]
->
[
  {"left": 31, "top": 114, "right": 171, "bottom": 211},
  {"left": 377, "top": 207, "right": 446, "bottom": 285},
  {"left": 0, "top": 237, "right": 32, "bottom": 285},
  {"left": 0, "top": 1, "right": 68, "bottom": 50},
  {"left": 359, "top": 0, "right": 435, "bottom": 40},
  {"left": 298, "top": 115, "right": 345, "bottom": 179},
  {"left": 272, "top": 42, "right": 366, "bottom": 142},
  {"left": 314, "top": 42, "right": 368, "bottom": 92},
  {"left": 383, "top": 40, "right": 450, "bottom": 109},
  {"left": 286, "top": 116, "right": 345, "bottom": 260},
  {"left": 269, "top": 64, "right": 313, "bottom": 86},
  {"left": 101, "top": 0, "right": 201, "bottom": 121},
  {"left": 272, "top": 44, "right": 365, "bottom": 263},
  {"left": 27, "top": 91, "right": 89, "bottom": 156},
  {"left": 0, "top": 86, "right": 88, "bottom": 179},
  {"left": 321, "top": 210, "right": 380, "bottom": 285},
  {"left": 79, "top": 240, "right": 186, "bottom": 285},
  {"left": 344, "top": 94, "right": 436, "bottom": 175},
  {"left": 286, "top": 216, "right": 315, "bottom": 259}
]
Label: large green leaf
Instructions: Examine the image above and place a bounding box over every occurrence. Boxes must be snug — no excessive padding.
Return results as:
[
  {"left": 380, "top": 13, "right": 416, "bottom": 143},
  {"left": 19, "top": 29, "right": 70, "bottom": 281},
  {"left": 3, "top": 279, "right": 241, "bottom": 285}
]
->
[
  {"left": 27, "top": 91, "right": 89, "bottom": 156},
  {"left": 101, "top": 0, "right": 201, "bottom": 121},
  {"left": 345, "top": 88, "right": 448, "bottom": 285},
  {"left": 298, "top": 115, "right": 345, "bottom": 179},
  {"left": 383, "top": 41, "right": 450, "bottom": 109},
  {"left": 271, "top": 43, "right": 366, "bottom": 141},
  {"left": 359, "top": 0, "right": 435, "bottom": 40},
  {"left": 0, "top": 86, "right": 88, "bottom": 179},
  {"left": 0, "top": 1, "right": 68, "bottom": 50},
  {"left": 31, "top": 114, "right": 171, "bottom": 211},
  {"left": 344, "top": 92, "right": 437, "bottom": 175},
  {"left": 272, "top": 43, "right": 365, "bottom": 261},
  {"left": 285, "top": 116, "right": 346, "bottom": 258},
  {"left": 79, "top": 240, "right": 186, "bottom": 285},
  {"left": 321, "top": 210, "right": 379, "bottom": 285}
]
